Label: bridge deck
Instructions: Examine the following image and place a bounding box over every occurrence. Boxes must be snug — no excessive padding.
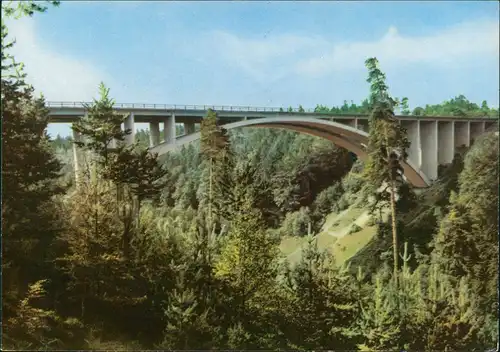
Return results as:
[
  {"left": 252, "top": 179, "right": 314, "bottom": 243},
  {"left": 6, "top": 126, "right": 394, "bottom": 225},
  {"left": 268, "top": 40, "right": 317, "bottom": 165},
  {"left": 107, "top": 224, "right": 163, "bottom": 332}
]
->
[{"left": 46, "top": 101, "right": 498, "bottom": 124}]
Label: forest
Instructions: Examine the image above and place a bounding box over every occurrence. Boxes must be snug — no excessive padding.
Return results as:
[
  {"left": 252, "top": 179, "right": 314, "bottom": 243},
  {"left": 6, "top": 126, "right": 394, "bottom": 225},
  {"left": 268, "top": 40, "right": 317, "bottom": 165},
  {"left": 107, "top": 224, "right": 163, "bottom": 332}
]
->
[{"left": 2, "top": 2, "right": 499, "bottom": 351}]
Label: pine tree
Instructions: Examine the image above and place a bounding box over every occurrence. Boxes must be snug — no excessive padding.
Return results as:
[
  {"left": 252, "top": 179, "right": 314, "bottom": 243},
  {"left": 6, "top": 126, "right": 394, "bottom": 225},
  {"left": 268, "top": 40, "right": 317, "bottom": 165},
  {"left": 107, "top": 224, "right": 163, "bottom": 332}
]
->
[
  {"left": 213, "top": 191, "right": 280, "bottom": 348},
  {"left": 357, "top": 272, "right": 401, "bottom": 350},
  {"left": 105, "top": 147, "right": 168, "bottom": 220},
  {"left": 72, "top": 82, "right": 131, "bottom": 169},
  {"left": 1, "top": 2, "right": 64, "bottom": 326},
  {"left": 284, "top": 234, "right": 361, "bottom": 349},
  {"left": 433, "top": 132, "right": 498, "bottom": 313},
  {"left": 199, "top": 109, "right": 231, "bottom": 230},
  {"left": 363, "top": 57, "right": 411, "bottom": 287},
  {"left": 159, "top": 266, "right": 212, "bottom": 349}
]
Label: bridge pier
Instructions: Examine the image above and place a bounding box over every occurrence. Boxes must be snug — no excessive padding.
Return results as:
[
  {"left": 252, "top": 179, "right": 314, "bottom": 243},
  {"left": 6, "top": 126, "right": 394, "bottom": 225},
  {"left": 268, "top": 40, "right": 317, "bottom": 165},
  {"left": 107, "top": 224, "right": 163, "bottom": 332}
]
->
[
  {"left": 184, "top": 122, "right": 196, "bottom": 135},
  {"left": 149, "top": 121, "right": 160, "bottom": 147},
  {"left": 124, "top": 112, "right": 135, "bottom": 145},
  {"left": 163, "top": 114, "right": 176, "bottom": 144},
  {"left": 454, "top": 121, "right": 470, "bottom": 148},
  {"left": 438, "top": 121, "right": 454, "bottom": 165},
  {"left": 420, "top": 121, "right": 438, "bottom": 181},
  {"left": 469, "top": 121, "right": 485, "bottom": 145},
  {"left": 72, "top": 127, "right": 82, "bottom": 185},
  {"left": 338, "top": 118, "right": 358, "bottom": 129},
  {"left": 357, "top": 119, "right": 369, "bottom": 132},
  {"left": 403, "top": 120, "right": 422, "bottom": 170}
]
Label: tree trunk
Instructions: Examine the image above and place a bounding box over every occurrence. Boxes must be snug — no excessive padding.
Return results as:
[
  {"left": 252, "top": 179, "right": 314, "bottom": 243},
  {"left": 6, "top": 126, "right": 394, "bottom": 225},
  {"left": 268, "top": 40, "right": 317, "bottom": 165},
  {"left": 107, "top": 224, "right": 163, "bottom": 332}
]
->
[
  {"left": 389, "top": 179, "right": 399, "bottom": 289},
  {"left": 384, "top": 124, "right": 399, "bottom": 288},
  {"left": 208, "top": 158, "right": 213, "bottom": 231}
]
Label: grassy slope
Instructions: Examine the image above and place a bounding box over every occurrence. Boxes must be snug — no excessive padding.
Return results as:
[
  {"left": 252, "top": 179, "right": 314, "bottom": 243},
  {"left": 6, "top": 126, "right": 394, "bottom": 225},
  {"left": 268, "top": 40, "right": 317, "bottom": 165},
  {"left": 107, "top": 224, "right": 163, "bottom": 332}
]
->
[{"left": 281, "top": 202, "right": 382, "bottom": 266}]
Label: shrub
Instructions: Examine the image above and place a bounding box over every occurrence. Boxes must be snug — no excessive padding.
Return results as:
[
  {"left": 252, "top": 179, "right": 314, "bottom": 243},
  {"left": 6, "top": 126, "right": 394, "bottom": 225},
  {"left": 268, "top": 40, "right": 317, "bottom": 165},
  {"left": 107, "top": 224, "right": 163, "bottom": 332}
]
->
[
  {"left": 279, "top": 207, "right": 312, "bottom": 237},
  {"left": 348, "top": 224, "right": 362, "bottom": 235}
]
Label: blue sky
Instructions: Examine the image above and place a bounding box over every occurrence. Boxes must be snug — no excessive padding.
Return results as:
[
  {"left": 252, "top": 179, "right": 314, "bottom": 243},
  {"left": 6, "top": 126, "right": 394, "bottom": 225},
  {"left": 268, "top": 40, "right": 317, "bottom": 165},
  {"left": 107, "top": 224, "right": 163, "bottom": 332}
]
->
[{"left": 5, "top": 1, "right": 499, "bottom": 137}]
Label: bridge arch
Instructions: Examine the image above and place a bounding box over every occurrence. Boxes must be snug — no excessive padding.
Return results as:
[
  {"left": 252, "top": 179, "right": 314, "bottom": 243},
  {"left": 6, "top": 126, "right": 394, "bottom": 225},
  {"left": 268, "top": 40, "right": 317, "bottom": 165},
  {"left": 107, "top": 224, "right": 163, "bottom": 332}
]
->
[{"left": 150, "top": 117, "right": 430, "bottom": 188}]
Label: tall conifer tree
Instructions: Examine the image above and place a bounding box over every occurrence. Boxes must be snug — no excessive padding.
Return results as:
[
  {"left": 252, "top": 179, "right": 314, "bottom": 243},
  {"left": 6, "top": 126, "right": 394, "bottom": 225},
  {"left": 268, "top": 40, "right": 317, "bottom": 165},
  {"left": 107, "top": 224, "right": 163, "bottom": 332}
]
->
[{"left": 363, "top": 57, "right": 410, "bottom": 286}]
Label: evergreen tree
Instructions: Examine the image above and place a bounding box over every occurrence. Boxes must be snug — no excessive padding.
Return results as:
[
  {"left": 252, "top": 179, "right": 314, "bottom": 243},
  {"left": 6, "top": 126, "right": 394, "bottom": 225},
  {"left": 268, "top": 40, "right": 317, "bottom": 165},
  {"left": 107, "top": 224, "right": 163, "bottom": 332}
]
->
[
  {"left": 159, "top": 265, "right": 213, "bottom": 349},
  {"left": 357, "top": 272, "right": 401, "bottom": 350},
  {"left": 284, "top": 235, "right": 361, "bottom": 349},
  {"left": 363, "top": 57, "right": 411, "bottom": 286},
  {"left": 199, "top": 109, "right": 231, "bottom": 230},
  {"left": 400, "top": 97, "right": 410, "bottom": 115},
  {"left": 2, "top": 0, "right": 64, "bottom": 327},
  {"left": 213, "top": 191, "right": 280, "bottom": 348},
  {"left": 433, "top": 132, "right": 498, "bottom": 312},
  {"left": 72, "top": 82, "right": 131, "bottom": 169}
]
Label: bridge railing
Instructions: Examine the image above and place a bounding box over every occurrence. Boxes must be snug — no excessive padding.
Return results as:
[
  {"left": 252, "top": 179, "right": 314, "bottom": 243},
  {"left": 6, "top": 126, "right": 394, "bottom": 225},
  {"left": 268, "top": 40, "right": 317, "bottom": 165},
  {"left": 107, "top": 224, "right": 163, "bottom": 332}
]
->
[{"left": 46, "top": 101, "right": 316, "bottom": 113}]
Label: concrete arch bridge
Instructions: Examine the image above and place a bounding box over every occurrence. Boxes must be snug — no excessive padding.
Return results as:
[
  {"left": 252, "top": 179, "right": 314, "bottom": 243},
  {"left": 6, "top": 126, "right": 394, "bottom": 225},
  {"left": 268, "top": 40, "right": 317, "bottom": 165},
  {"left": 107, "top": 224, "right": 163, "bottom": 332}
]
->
[{"left": 47, "top": 102, "right": 498, "bottom": 188}]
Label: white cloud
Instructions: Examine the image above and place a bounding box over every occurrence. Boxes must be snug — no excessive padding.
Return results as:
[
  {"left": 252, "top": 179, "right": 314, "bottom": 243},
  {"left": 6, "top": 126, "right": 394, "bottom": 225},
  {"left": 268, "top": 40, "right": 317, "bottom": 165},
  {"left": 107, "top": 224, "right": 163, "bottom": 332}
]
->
[
  {"left": 5, "top": 17, "right": 109, "bottom": 101},
  {"left": 208, "top": 19, "right": 499, "bottom": 80},
  {"left": 206, "top": 30, "right": 328, "bottom": 82},
  {"left": 297, "top": 20, "right": 499, "bottom": 76}
]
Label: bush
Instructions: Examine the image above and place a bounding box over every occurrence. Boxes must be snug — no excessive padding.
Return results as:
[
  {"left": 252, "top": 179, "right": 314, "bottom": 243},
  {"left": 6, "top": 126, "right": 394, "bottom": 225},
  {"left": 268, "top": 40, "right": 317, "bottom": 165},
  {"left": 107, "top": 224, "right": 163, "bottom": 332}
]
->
[
  {"left": 312, "top": 182, "right": 344, "bottom": 217},
  {"left": 348, "top": 224, "right": 362, "bottom": 235},
  {"left": 279, "top": 207, "right": 312, "bottom": 237},
  {"left": 366, "top": 216, "right": 377, "bottom": 227},
  {"left": 336, "top": 197, "right": 350, "bottom": 212}
]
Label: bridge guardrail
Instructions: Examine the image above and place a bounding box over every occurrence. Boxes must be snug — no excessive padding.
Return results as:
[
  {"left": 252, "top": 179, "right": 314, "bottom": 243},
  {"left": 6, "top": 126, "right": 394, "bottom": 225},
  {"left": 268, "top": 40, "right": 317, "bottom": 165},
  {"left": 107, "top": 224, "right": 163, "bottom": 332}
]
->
[{"left": 45, "top": 101, "right": 316, "bottom": 113}]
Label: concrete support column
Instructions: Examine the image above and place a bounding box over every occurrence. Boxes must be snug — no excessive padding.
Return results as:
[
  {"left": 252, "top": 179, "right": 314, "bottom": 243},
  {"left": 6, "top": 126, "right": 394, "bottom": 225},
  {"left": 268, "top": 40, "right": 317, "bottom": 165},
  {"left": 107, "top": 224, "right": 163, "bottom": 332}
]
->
[
  {"left": 420, "top": 121, "right": 438, "bottom": 181},
  {"left": 184, "top": 122, "right": 195, "bottom": 135},
  {"left": 469, "top": 121, "right": 485, "bottom": 145},
  {"left": 72, "top": 127, "right": 82, "bottom": 186},
  {"left": 357, "top": 119, "right": 369, "bottom": 132},
  {"left": 403, "top": 120, "right": 422, "bottom": 169},
  {"left": 438, "top": 121, "right": 454, "bottom": 165},
  {"left": 485, "top": 121, "right": 498, "bottom": 132},
  {"left": 163, "top": 114, "right": 176, "bottom": 144},
  {"left": 342, "top": 119, "right": 358, "bottom": 129},
  {"left": 124, "top": 112, "right": 135, "bottom": 146},
  {"left": 149, "top": 121, "right": 160, "bottom": 147},
  {"left": 454, "top": 121, "right": 470, "bottom": 149}
]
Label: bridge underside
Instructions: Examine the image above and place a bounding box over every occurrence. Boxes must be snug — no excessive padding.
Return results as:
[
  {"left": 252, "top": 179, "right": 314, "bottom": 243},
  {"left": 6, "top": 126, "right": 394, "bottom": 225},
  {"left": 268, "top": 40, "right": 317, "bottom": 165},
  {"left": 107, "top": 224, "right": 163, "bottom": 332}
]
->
[
  {"left": 149, "top": 118, "right": 431, "bottom": 188},
  {"left": 66, "top": 110, "right": 496, "bottom": 189}
]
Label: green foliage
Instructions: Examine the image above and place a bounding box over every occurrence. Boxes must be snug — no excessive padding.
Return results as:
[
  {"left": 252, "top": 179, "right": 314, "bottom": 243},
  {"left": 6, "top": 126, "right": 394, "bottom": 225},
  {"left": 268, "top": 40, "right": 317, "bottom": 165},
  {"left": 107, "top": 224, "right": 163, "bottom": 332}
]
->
[
  {"left": 311, "top": 182, "right": 344, "bottom": 222},
  {"left": 72, "top": 82, "right": 131, "bottom": 168},
  {"left": 363, "top": 57, "right": 413, "bottom": 284},
  {"left": 105, "top": 147, "right": 168, "bottom": 204},
  {"left": 160, "top": 278, "right": 212, "bottom": 349},
  {"left": 284, "top": 237, "right": 361, "bottom": 349},
  {"left": 349, "top": 224, "right": 362, "bottom": 234},
  {"left": 411, "top": 94, "right": 499, "bottom": 118},
  {"left": 279, "top": 207, "right": 312, "bottom": 237},
  {"left": 199, "top": 109, "right": 233, "bottom": 229},
  {"left": 2, "top": 1, "right": 60, "bottom": 19},
  {"left": 357, "top": 274, "right": 401, "bottom": 350},
  {"left": 2, "top": 7, "right": 67, "bottom": 348},
  {"left": 433, "top": 132, "right": 498, "bottom": 313},
  {"left": 3, "top": 279, "right": 85, "bottom": 350}
]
